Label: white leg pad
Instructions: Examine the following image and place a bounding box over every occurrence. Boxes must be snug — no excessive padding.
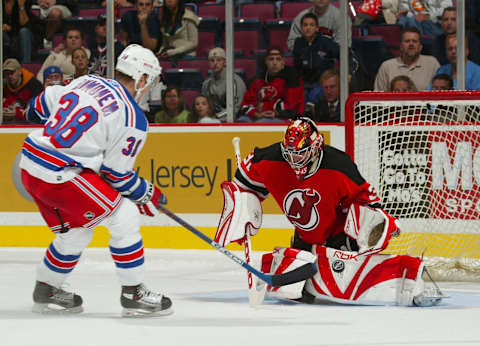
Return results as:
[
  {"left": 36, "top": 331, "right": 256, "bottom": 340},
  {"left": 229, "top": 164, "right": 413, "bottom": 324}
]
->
[{"left": 304, "top": 245, "right": 425, "bottom": 306}]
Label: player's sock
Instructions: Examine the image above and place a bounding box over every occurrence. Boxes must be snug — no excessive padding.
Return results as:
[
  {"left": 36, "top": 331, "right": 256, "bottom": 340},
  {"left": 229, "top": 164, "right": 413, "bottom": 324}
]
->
[
  {"left": 32, "top": 281, "right": 83, "bottom": 314},
  {"left": 120, "top": 283, "right": 173, "bottom": 317}
]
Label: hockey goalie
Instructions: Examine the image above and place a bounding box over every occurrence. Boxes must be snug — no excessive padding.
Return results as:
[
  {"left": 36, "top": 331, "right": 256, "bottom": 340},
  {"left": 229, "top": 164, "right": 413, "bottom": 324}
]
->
[{"left": 215, "top": 117, "right": 443, "bottom": 307}]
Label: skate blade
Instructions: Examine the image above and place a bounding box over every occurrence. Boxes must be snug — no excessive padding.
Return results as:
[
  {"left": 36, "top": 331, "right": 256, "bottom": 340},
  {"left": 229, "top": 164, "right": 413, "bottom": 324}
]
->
[
  {"left": 122, "top": 306, "right": 174, "bottom": 318},
  {"left": 32, "top": 303, "right": 83, "bottom": 314}
]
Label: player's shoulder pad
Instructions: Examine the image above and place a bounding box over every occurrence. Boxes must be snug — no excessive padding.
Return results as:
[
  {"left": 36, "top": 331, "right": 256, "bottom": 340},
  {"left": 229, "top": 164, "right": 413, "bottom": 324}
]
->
[
  {"left": 320, "top": 145, "right": 365, "bottom": 185},
  {"left": 252, "top": 142, "right": 284, "bottom": 164}
]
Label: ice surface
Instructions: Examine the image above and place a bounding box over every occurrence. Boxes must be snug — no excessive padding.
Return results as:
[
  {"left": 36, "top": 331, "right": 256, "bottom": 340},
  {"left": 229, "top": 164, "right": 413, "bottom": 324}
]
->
[{"left": 1, "top": 248, "right": 480, "bottom": 346}]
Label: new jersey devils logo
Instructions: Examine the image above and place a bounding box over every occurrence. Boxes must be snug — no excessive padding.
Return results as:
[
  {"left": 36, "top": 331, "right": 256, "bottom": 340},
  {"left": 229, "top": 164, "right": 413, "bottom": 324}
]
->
[{"left": 283, "top": 189, "right": 321, "bottom": 231}]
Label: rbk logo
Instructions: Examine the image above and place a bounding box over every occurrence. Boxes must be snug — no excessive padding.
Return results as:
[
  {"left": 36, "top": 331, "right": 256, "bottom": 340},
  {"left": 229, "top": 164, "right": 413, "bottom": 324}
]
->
[{"left": 283, "top": 189, "right": 321, "bottom": 231}]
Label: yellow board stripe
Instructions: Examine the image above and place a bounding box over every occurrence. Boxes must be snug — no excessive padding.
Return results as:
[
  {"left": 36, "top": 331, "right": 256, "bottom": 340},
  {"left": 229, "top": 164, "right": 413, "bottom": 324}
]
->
[
  {"left": 2, "top": 226, "right": 479, "bottom": 259},
  {"left": 0, "top": 226, "right": 294, "bottom": 251}
]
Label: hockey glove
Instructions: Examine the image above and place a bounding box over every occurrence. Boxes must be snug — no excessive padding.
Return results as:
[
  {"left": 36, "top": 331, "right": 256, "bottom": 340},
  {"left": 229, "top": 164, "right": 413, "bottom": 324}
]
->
[{"left": 136, "top": 181, "right": 167, "bottom": 217}]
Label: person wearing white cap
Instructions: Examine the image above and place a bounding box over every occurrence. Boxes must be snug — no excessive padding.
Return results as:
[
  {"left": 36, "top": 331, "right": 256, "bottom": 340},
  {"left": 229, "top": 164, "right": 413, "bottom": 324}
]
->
[{"left": 201, "top": 47, "right": 246, "bottom": 122}]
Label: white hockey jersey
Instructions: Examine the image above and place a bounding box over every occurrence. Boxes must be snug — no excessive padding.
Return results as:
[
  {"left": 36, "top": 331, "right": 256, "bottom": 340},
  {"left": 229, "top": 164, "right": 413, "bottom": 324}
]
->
[{"left": 20, "top": 75, "right": 150, "bottom": 201}]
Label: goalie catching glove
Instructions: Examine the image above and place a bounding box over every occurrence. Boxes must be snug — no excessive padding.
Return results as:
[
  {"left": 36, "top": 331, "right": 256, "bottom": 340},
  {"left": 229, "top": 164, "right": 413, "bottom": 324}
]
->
[
  {"left": 343, "top": 204, "right": 400, "bottom": 256},
  {"left": 215, "top": 181, "right": 262, "bottom": 246},
  {"left": 134, "top": 181, "right": 167, "bottom": 217}
]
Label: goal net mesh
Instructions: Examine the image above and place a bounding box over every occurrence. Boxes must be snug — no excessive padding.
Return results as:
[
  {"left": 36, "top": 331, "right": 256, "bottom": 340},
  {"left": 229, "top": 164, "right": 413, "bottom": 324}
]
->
[{"left": 346, "top": 92, "right": 480, "bottom": 281}]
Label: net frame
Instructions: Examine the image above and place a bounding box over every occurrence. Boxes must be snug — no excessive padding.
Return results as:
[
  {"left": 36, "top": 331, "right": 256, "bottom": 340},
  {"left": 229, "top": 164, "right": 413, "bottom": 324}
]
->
[{"left": 345, "top": 91, "right": 480, "bottom": 281}]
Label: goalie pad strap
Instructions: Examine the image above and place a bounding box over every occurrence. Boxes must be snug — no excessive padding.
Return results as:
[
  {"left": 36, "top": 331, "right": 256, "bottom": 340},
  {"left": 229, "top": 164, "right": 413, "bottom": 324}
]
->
[{"left": 214, "top": 181, "right": 262, "bottom": 247}]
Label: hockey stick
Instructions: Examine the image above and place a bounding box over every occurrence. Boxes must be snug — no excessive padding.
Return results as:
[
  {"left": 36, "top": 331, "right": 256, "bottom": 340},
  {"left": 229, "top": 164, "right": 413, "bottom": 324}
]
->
[
  {"left": 156, "top": 203, "right": 317, "bottom": 287},
  {"left": 232, "top": 137, "right": 264, "bottom": 306}
]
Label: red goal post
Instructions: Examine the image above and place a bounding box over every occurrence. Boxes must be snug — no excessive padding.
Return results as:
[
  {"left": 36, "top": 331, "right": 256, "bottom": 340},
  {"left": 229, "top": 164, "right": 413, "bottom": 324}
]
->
[{"left": 345, "top": 91, "right": 480, "bottom": 281}]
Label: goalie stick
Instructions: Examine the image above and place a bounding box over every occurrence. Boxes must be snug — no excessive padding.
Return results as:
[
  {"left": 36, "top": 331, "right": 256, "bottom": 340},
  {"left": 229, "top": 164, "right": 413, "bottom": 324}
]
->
[
  {"left": 156, "top": 203, "right": 318, "bottom": 287},
  {"left": 232, "top": 136, "right": 265, "bottom": 307}
]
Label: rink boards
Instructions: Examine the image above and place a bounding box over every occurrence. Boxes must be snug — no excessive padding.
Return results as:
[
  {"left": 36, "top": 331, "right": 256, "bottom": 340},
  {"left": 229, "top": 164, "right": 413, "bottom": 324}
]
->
[{"left": 0, "top": 124, "right": 345, "bottom": 250}]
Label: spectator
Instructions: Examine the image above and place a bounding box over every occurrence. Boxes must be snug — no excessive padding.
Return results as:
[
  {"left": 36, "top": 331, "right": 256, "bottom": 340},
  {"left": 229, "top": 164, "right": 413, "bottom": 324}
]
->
[
  {"left": 431, "top": 73, "right": 453, "bottom": 90},
  {"left": 397, "top": 0, "right": 451, "bottom": 37},
  {"left": 374, "top": 27, "right": 439, "bottom": 91},
  {"left": 191, "top": 95, "right": 221, "bottom": 124},
  {"left": 389, "top": 75, "right": 417, "bottom": 91},
  {"left": 238, "top": 47, "right": 305, "bottom": 123},
  {"left": 154, "top": 86, "right": 192, "bottom": 123},
  {"left": 293, "top": 12, "right": 339, "bottom": 94},
  {"left": 287, "top": 0, "right": 351, "bottom": 51},
  {"left": 36, "top": 26, "right": 91, "bottom": 84},
  {"left": 42, "top": 65, "right": 64, "bottom": 87},
  {"left": 36, "top": 0, "right": 73, "bottom": 49},
  {"left": 2, "top": 58, "right": 42, "bottom": 123},
  {"left": 2, "top": 0, "right": 41, "bottom": 63},
  {"left": 120, "top": 0, "right": 160, "bottom": 52},
  {"left": 88, "top": 15, "right": 125, "bottom": 77},
  {"left": 70, "top": 47, "right": 90, "bottom": 80},
  {"left": 308, "top": 69, "right": 341, "bottom": 122},
  {"left": 354, "top": 0, "right": 384, "bottom": 25},
  {"left": 201, "top": 47, "right": 246, "bottom": 122},
  {"left": 432, "top": 7, "right": 480, "bottom": 66},
  {"left": 158, "top": 0, "right": 200, "bottom": 59},
  {"left": 382, "top": 0, "right": 401, "bottom": 24},
  {"left": 434, "top": 33, "right": 480, "bottom": 90}
]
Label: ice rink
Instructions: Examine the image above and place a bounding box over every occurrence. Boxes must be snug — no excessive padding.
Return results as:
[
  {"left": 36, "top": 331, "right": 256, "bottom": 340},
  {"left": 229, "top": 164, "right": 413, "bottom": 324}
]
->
[{"left": 1, "top": 247, "right": 480, "bottom": 346}]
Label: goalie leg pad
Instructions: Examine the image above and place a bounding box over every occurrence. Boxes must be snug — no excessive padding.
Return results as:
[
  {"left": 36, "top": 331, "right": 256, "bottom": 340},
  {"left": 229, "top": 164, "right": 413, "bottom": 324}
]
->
[
  {"left": 215, "top": 181, "right": 262, "bottom": 247},
  {"left": 261, "top": 247, "right": 317, "bottom": 300},
  {"left": 304, "top": 245, "right": 426, "bottom": 306}
]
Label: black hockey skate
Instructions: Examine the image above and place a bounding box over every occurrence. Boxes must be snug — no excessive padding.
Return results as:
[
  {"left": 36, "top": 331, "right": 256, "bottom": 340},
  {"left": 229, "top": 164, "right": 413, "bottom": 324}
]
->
[
  {"left": 32, "top": 281, "right": 83, "bottom": 314},
  {"left": 121, "top": 284, "right": 173, "bottom": 317}
]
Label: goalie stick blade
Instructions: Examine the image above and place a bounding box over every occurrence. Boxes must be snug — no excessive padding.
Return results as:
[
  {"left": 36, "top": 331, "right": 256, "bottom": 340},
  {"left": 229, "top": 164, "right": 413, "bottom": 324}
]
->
[
  {"left": 249, "top": 279, "right": 267, "bottom": 307},
  {"left": 270, "top": 262, "right": 318, "bottom": 287}
]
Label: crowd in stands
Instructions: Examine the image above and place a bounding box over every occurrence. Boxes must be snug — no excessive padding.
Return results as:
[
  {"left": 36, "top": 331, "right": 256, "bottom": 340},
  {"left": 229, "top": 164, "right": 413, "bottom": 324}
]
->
[{"left": 3, "top": 0, "right": 480, "bottom": 124}]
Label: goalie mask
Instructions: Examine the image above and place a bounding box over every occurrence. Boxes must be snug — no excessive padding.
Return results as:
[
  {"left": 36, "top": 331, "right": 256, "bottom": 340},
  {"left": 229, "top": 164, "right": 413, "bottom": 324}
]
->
[
  {"left": 115, "top": 44, "right": 162, "bottom": 103},
  {"left": 281, "top": 117, "right": 324, "bottom": 180}
]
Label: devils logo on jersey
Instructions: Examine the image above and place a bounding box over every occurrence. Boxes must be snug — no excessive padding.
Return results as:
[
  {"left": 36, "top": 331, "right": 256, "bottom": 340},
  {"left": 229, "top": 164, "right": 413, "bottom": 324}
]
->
[{"left": 283, "top": 188, "right": 321, "bottom": 231}]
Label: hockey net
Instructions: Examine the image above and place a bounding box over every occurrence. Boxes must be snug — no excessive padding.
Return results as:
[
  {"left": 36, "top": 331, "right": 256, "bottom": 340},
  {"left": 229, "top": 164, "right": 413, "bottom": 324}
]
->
[{"left": 345, "top": 91, "right": 480, "bottom": 281}]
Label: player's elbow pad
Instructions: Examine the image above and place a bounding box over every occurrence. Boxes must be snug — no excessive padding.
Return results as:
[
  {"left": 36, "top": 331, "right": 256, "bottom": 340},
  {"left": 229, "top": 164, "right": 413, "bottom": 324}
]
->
[
  {"left": 214, "top": 181, "right": 262, "bottom": 247},
  {"left": 343, "top": 204, "right": 401, "bottom": 256}
]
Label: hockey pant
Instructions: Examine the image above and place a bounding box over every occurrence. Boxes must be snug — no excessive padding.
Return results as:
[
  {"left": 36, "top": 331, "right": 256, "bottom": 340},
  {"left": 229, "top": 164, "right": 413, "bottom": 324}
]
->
[
  {"left": 22, "top": 169, "right": 146, "bottom": 288},
  {"left": 261, "top": 245, "right": 425, "bottom": 306}
]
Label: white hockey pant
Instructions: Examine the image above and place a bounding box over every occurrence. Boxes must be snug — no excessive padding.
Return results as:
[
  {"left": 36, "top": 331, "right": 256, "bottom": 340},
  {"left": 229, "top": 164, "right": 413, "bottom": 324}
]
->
[{"left": 37, "top": 199, "right": 145, "bottom": 288}]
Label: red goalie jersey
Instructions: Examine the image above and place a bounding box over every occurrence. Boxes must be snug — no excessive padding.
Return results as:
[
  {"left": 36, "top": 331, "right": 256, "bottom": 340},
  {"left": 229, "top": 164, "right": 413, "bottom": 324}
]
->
[{"left": 234, "top": 143, "right": 381, "bottom": 245}]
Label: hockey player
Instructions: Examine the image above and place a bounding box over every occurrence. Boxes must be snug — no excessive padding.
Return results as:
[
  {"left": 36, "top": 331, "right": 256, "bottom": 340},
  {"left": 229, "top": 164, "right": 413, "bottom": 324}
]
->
[
  {"left": 215, "top": 117, "right": 442, "bottom": 306},
  {"left": 19, "top": 44, "right": 173, "bottom": 317}
]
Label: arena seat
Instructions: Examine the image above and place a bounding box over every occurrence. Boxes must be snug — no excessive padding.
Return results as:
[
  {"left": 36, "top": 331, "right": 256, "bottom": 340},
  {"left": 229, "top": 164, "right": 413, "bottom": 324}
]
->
[
  {"left": 279, "top": 1, "right": 312, "bottom": 21},
  {"left": 197, "top": 17, "right": 221, "bottom": 57},
  {"left": 163, "top": 68, "right": 204, "bottom": 90},
  {"left": 238, "top": 2, "right": 276, "bottom": 21},
  {"left": 232, "top": 19, "right": 264, "bottom": 56},
  {"left": 177, "top": 58, "right": 210, "bottom": 79},
  {"left": 198, "top": 4, "right": 226, "bottom": 22},
  {"left": 352, "top": 35, "right": 393, "bottom": 78},
  {"left": 264, "top": 19, "right": 291, "bottom": 52}
]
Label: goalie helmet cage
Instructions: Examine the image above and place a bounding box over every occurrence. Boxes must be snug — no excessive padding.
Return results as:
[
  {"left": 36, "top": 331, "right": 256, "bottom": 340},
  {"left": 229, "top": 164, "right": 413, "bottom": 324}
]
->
[{"left": 345, "top": 91, "right": 480, "bottom": 281}]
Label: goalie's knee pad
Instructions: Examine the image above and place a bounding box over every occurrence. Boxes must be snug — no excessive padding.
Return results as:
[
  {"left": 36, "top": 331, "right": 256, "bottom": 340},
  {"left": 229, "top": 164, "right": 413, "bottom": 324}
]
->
[
  {"left": 215, "top": 181, "right": 262, "bottom": 246},
  {"left": 304, "top": 245, "right": 426, "bottom": 306},
  {"left": 261, "top": 247, "right": 317, "bottom": 300}
]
